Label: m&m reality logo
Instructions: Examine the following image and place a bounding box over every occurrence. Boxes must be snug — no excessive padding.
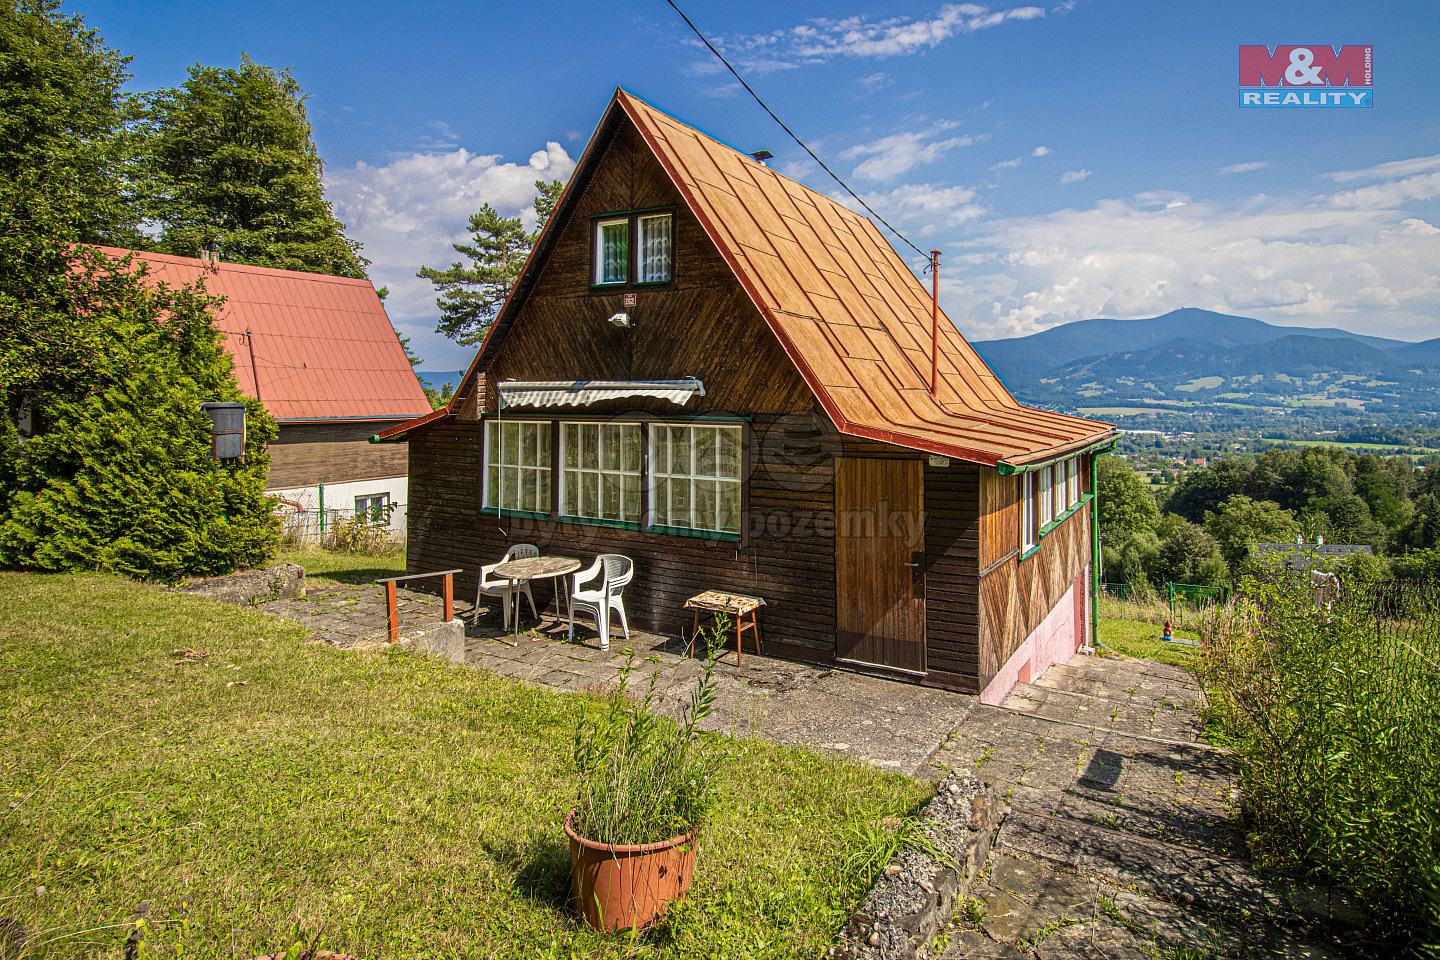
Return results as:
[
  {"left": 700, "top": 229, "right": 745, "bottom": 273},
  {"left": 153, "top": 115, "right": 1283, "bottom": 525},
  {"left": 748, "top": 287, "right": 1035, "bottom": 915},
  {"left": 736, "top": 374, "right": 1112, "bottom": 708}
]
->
[{"left": 1239, "top": 45, "right": 1372, "bottom": 108}]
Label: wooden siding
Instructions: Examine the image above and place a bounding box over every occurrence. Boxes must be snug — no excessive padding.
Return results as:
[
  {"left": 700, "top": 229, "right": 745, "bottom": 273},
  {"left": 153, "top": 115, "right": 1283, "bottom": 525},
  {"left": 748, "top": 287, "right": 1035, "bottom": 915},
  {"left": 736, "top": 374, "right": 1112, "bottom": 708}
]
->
[
  {"left": 975, "top": 457, "right": 1093, "bottom": 690},
  {"left": 406, "top": 415, "right": 839, "bottom": 660},
  {"left": 455, "top": 121, "right": 813, "bottom": 420},
  {"left": 923, "top": 460, "right": 981, "bottom": 692},
  {"left": 266, "top": 421, "right": 408, "bottom": 489}
]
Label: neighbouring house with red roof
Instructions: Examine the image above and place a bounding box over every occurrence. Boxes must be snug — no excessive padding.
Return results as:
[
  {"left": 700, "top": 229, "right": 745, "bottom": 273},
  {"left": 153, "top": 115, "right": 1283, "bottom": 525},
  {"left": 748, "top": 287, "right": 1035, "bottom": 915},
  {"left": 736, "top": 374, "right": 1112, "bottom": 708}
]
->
[
  {"left": 381, "top": 91, "right": 1115, "bottom": 701},
  {"left": 99, "top": 247, "right": 432, "bottom": 534}
]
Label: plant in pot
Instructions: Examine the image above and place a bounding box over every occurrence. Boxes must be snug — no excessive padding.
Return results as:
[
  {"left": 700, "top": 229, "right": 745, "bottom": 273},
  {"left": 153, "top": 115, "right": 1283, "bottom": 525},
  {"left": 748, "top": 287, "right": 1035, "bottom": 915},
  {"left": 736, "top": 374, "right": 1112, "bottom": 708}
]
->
[{"left": 565, "top": 615, "right": 729, "bottom": 932}]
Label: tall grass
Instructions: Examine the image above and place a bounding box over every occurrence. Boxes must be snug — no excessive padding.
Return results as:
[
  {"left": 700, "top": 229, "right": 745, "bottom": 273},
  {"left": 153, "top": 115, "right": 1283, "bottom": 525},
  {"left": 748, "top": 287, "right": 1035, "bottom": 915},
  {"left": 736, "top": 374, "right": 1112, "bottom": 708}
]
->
[
  {"left": 571, "top": 617, "right": 728, "bottom": 846},
  {"left": 1200, "top": 575, "right": 1440, "bottom": 956}
]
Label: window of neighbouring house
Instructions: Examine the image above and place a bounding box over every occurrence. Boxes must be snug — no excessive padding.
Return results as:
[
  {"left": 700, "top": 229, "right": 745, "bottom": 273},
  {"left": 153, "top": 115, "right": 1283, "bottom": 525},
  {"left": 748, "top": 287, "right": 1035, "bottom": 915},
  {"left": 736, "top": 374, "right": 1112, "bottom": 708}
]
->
[
  {"left": 484, "top": 420, "right": 552, "bottom": 515},
  {"left": 593, "top": 210, "right": 673, "bottom": 287},
  {"left": 650, "top": 423, "right": 742, "bottom": 536},
  {"left": 561, "top": 422, "right": 643, "bottom": 525},
  {"left": 355, "top": 493, "right": 390, "bottom": 522}
]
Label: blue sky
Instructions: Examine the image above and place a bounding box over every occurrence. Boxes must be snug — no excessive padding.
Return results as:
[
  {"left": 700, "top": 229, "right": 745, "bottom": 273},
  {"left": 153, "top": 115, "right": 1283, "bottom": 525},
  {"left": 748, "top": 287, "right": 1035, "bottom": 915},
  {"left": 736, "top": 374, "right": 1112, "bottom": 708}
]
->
[{"left": 85, "top": 0, "right": 1440, "bottom": 373}]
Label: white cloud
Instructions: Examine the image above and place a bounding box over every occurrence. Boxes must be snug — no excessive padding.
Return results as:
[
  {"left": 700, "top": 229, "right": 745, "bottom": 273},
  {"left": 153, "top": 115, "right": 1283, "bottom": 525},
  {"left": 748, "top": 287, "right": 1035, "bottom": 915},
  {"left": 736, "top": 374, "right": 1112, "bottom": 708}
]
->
[
  {"left": 326, "top": 141, "right": 576, "bottom": 368},
  {"left": 1329, "top": 171, "right": 1440, "bottom": 210},
  {"left": 840, "top": 182, "right": 987, "bottom": 235},
  {"left": 855, "top": 72, "right": 892, "bottom": 93},
  {"left": 990, "top": 157, "right": 1023, "bottom": 171},
  {"left": 713, "top": 4, "right": 1047, "bottom": 71},
  {"left": 1031, "top": 145, "right": 1050, "bottom": 157},
  {"left": 842, "top": 122, "right": 984, "bottom": 180},
  {"left": 1060, "top": 169, "right": 1091, "bottom": 184},
  {"left": 942, "top": 159, "right": 1440, "bottom": 342},
  {"left": 1220, "top": 161, "right": 1268, "bottom": 175}
]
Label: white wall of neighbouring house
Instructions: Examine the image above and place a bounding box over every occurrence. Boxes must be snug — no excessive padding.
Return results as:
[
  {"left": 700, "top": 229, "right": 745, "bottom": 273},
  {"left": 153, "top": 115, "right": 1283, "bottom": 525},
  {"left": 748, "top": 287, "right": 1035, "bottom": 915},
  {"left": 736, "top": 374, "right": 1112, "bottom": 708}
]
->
[{"left": 268, "top": 476, "right": 409, "bottom": 539}]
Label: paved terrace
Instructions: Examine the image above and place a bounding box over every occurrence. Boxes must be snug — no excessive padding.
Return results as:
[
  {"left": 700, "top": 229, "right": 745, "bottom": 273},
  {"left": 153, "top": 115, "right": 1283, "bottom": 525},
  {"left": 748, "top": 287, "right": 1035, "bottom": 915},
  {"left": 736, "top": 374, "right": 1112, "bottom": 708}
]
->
[{"left": 254, "top": 577, "right": 1350, "bottom": 958}]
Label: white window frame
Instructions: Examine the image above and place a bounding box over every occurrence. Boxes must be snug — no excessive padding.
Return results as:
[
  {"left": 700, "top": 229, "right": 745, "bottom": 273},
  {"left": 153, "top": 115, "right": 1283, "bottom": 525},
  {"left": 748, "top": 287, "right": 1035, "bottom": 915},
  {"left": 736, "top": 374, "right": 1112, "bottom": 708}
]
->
[
  {"left": 560, "top": 421, "right": 643, "bottom": 526},
  {"left": 1039, "top": 464, "right": 1054, "bottom": 528},
  {"left": 1067, "top": 456, "right": 1080, "bottom": 507},
  {"left": 1022, "top": 472, "right": 1037, "bottom": 552},
  {"left": 483, "top": 420, "right": 552, "bottom": 515},
  {"left": 593, "top": 217, "right": 629, "bottom": 285},
  {"left": 355, "top": 492, "right": 390, "bottom": 521},
  {"left": 649, "top": 423, "right": 743, "bottom": 536},
  {"left": 636, "top": 212, "right": 673, "bottom": 283}
]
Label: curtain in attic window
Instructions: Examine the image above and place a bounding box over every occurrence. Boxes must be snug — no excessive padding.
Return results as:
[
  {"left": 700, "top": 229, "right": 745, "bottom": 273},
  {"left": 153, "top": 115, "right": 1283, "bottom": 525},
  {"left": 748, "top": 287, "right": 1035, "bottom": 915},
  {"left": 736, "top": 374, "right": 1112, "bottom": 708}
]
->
[
  {"left": 597, "top": 220, "right": 628, "bottom": 284},
  {"left": 638, "top": 213, "right": 672, "bottom": 283}
]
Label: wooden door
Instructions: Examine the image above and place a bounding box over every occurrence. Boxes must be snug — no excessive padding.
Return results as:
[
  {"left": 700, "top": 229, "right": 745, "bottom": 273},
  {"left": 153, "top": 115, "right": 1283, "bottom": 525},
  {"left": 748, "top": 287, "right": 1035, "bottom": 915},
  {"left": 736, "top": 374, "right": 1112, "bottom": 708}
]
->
[{"left": 835, "top": 458, "right": 926, "bottom": 674}]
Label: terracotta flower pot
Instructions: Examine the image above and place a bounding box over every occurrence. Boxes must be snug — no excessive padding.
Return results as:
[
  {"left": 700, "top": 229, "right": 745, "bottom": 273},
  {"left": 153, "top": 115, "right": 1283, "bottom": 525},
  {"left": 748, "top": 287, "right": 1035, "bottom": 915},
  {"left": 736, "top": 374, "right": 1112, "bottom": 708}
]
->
[{"left": 564, "top": 809, "right": 699, "bottom": 932}]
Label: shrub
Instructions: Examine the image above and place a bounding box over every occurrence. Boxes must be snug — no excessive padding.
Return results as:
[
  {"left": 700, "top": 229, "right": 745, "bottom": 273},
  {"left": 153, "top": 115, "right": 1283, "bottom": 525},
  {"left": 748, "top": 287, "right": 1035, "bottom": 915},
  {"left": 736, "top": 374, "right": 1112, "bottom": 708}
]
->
[
  {"left": 1200, "top": 571, "right": 1440, "bottom": 954},
  {"left": 0, "top": 248, "right": 277, "bottom": 581}
]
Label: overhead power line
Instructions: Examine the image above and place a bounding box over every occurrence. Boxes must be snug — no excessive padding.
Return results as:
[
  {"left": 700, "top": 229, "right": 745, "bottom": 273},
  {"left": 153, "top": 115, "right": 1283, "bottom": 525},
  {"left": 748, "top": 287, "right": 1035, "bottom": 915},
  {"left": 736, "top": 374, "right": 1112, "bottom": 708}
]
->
[{"left": 662, "top": 0, "right": 931, "bottom": 262}]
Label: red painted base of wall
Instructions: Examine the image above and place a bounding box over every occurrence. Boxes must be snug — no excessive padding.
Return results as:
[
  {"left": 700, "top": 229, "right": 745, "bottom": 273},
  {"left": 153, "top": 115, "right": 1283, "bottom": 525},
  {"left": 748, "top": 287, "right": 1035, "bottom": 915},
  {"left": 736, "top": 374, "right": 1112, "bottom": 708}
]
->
[{"left": 979, "top": 566, "right": 1090, "bottom": 706}]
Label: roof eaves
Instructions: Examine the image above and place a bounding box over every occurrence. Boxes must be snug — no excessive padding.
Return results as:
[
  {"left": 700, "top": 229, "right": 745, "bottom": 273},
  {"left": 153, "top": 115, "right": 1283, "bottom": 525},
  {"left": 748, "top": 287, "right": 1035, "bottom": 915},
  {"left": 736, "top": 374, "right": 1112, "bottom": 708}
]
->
[{"left": 375, "top": 406, "right": 452, "bottom": 442}]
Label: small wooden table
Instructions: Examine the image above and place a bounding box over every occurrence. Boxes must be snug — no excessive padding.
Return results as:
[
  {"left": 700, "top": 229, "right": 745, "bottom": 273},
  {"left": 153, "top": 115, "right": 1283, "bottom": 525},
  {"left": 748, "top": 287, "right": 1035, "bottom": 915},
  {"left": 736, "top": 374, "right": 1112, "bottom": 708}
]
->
[
  {"left": 491, "top": 555, "right": 581, "bottom": 644},
  {"left": 684, "top": 590, "right": 765, "bottom": 665}
]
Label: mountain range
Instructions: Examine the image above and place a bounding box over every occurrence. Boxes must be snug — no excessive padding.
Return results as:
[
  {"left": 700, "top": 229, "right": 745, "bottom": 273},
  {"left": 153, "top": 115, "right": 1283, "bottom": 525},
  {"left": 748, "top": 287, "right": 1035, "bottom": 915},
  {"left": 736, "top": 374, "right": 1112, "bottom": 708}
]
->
[{"left": 970, "top": 309, "right": 1440, "bottom": 417}]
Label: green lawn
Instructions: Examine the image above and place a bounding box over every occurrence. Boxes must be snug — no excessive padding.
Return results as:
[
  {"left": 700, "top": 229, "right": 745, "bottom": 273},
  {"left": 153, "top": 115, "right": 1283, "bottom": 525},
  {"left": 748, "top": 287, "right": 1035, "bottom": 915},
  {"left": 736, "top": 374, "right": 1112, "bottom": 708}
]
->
[
  {"left": 0, "top": 569, "right": 929, "bottom": 959},
  {"left": 1098, "top": 617, "right": 1200, "bottom": 672},
  {"left": 274, "top": 547, "right": 406, "bottom": 586}
]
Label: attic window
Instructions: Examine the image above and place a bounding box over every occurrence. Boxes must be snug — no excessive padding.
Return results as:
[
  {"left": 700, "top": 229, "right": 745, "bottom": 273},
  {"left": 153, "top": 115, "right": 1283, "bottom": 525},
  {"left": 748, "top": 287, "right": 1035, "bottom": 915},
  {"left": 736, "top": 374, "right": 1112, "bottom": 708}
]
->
[{"left": 592, "top": 210, "right": 672, "bottom": 286}]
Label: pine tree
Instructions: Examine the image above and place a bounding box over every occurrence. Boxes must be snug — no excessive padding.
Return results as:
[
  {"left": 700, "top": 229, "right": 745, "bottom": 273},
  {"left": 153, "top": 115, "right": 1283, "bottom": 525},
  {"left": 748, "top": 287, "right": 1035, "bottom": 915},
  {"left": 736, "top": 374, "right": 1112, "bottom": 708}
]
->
[
  {"left": 139, "top": 54, "right": 368, "bottom": 278},
  {"left": 418, "top": 179, "right": 564, "bottom": 345}
]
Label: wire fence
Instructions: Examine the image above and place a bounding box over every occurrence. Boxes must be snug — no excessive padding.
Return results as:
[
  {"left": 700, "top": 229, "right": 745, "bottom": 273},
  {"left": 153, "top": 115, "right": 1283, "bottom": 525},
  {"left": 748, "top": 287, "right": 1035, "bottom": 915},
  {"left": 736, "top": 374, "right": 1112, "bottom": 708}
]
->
[
  {"left": 1347, "top": 579, "right": 1440, "bottom": 748},
  {"left": 277, "top": 503, "right": 407, "bottom": 548}
]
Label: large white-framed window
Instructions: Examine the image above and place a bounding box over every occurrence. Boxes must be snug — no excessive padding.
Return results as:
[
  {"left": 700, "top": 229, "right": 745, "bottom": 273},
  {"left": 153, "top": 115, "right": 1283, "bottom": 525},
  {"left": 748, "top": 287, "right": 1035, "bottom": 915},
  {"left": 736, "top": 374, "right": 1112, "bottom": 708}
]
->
[
  {"left": 594, "top": 217, "right": 629, "bottom": 285},
  {"left": 483, "top": 420, "right": 552, "bottom": 515},
  {"left": 637, "top": 213, "right": 673, "bottom": 283},
  {"left": 650, "top": 423, "right": 742, "bottom": 536},
  {"left": 561, "top": 422, "right": 643, "bottom": 525}
]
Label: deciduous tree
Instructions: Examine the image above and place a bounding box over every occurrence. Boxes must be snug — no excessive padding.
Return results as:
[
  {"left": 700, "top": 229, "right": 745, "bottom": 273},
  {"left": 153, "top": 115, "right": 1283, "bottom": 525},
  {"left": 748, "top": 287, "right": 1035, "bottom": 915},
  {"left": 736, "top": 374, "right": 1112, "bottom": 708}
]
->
[
  {"left": 1203, "top": 494, "right": 1302, "bottom": 572},
  {"left": 139, "top": 54, "right": 367, "bottom": 278}
]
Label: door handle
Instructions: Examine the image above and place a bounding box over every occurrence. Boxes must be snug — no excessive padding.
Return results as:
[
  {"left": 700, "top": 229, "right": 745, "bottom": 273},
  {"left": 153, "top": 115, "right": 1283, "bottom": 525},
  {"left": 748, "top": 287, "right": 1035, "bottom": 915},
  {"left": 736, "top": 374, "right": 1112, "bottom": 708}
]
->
[{"left": 904, "top": 561, "right": 920, "bottom": 567}]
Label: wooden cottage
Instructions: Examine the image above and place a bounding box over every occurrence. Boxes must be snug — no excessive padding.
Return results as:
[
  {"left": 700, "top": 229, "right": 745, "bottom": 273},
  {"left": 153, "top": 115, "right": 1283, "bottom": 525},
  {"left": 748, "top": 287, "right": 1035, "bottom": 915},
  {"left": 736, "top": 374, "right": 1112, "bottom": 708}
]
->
[
  {"left": 383, "top": 90, "right": 1115, "bottom": 703},
  {"left": 99, "top": 247, "right": 432, "bottom": 533}
]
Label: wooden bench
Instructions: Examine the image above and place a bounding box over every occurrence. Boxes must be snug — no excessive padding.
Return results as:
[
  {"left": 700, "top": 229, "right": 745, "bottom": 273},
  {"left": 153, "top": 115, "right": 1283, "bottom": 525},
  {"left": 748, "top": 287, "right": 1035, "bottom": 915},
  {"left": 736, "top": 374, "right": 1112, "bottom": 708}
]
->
[
  {"left": 375, "top": 569, "right": 462, "bottom": 642},
  {"left": 684, "top": 591, "right": 765, "bottom": 665}
]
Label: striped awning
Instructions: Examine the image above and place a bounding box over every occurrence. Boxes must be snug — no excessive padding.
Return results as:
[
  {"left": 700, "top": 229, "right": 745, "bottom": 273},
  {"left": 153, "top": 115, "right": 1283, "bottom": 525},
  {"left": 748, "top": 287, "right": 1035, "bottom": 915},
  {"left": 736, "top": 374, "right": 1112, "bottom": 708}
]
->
[{"left": 496, "top": 378, "right": 705, "bottom": 408}]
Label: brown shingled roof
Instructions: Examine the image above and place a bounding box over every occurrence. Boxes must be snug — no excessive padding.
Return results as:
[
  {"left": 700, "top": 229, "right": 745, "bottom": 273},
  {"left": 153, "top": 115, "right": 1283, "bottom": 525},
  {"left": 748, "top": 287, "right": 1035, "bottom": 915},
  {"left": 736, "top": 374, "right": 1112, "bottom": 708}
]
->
[
  {"left": 417, "top": 90, "right": 1113, "bottom": 465},
  {"left": 96, "top": 247, "right": 431, "bottom": 423}
]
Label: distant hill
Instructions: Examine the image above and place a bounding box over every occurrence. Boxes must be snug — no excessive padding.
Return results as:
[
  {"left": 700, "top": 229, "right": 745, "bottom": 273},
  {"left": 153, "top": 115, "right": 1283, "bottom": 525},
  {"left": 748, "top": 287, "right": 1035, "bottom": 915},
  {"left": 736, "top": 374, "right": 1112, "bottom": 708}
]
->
[
  {"left": 1049, "top": 334, "right": 1409, "bottom": 385},
  {"left": 972, "top": 308, "right": 1410, "bottom": 386},
  {"left": 1391, "top": 338, "right": 1440, "bottom": 366}
]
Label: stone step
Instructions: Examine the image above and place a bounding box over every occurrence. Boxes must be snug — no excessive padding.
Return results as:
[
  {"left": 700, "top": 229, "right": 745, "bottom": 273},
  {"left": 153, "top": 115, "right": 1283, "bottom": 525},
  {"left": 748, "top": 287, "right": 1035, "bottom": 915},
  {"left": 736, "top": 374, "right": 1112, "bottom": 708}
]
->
[
  {"left": 999, "top": 687, "right": 1208, "bottom": 746},
  {"left": 995, "top": 809, "right": 1361, "bottom": 930},
  {"left": 940, "top": 852, "right": 1347, "bottom": 960}
]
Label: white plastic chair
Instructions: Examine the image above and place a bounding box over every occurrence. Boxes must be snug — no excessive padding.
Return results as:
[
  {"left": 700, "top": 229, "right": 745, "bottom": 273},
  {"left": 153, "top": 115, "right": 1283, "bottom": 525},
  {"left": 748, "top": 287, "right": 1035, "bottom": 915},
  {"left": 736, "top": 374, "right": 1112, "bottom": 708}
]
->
[
  {"left": 568, "top": 554, "right": 633, "bottom": 649},
  {"left": 475, "top": 543, "right": 540, "bottom": 626}
]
